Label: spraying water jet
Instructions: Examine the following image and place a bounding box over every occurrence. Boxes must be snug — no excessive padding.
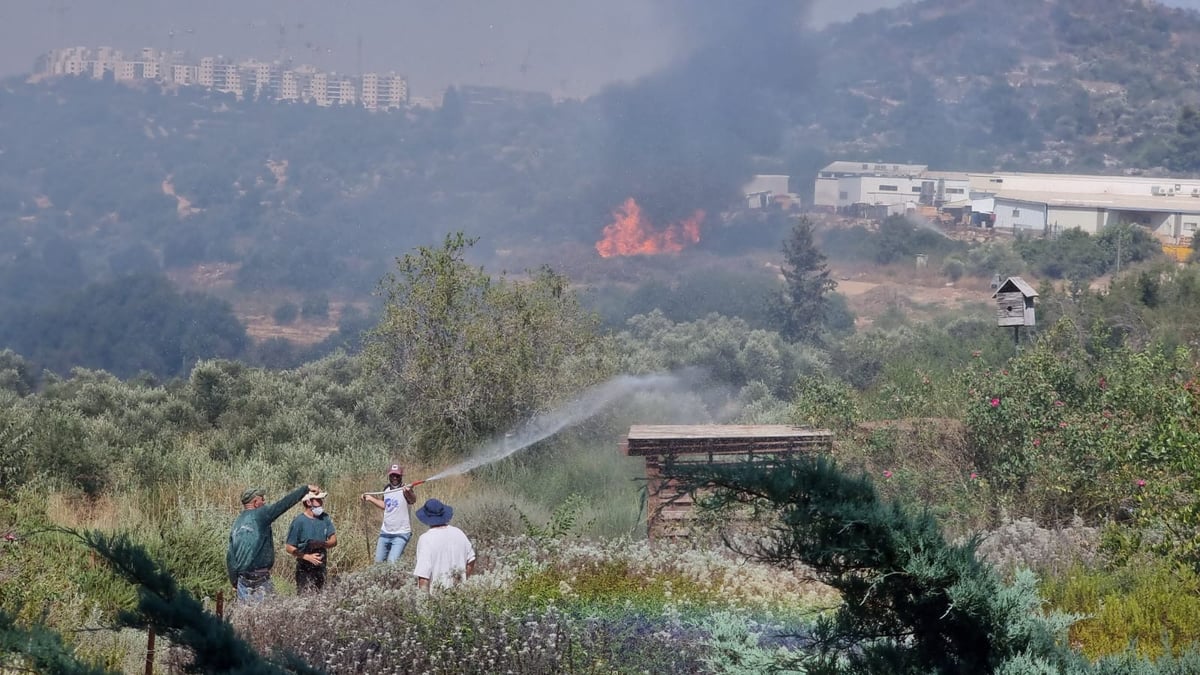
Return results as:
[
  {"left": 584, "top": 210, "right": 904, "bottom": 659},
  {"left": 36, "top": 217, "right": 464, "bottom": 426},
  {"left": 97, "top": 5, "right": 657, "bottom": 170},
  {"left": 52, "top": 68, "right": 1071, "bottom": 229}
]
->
[{"left": 377, "top": 373, "right": 694, "bottom": 490}]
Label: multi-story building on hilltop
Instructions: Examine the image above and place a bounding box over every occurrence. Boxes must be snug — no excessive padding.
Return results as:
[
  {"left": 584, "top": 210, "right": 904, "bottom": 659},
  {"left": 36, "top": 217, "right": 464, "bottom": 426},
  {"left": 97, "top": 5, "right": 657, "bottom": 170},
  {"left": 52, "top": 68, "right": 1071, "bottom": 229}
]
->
[{"left": 34, "top": 46, "right": 410, "bottom": 113}]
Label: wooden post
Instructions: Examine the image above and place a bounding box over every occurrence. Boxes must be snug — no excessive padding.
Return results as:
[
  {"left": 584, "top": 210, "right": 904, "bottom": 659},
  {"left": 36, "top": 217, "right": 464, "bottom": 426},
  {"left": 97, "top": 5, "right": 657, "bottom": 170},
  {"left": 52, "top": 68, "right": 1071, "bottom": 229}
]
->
[
  {"left": 216, "top": 590, "right": 224, "bottom": 620},
  {"left": 144, "top": 626, "right": 155, "bottom": 675}
]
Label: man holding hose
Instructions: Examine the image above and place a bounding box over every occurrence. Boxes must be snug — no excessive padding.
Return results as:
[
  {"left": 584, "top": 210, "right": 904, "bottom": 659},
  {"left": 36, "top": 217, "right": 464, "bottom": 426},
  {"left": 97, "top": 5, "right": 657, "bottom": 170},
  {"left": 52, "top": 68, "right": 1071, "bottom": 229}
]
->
[{"left": 361, "top": 463, "right": 417, "bottom": 563}]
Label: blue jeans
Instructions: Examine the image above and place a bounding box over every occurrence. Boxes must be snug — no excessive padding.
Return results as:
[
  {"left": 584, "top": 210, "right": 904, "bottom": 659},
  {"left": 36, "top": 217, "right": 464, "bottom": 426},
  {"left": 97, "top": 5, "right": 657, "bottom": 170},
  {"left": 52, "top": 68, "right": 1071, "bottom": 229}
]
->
[
  {"left": 236, "top": 571, "right": 274, "bottom": 603},
  {"left": 374, "top": 532, "right": 411, "bottom": 563}
]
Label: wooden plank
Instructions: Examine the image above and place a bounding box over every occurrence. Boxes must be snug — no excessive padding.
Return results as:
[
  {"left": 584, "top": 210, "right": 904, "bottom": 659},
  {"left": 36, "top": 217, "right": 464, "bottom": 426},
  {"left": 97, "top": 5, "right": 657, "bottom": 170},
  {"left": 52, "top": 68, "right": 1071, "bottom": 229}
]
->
[{"left": 627, "top": 424, "right": 823, "bottom": 440}]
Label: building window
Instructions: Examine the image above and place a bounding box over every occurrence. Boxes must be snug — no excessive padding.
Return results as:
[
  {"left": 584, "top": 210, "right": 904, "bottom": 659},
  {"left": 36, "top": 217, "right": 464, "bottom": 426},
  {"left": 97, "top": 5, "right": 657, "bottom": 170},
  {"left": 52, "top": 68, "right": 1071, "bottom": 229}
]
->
[
  {"left": 1012, "top": 209, "right": 1021, "bottom": 217},
  {"left": 879, "top": 185, "right": 898, "bottom": 192},
  {"left": 911, "top": 187, "right": 923, "bottom": 192},
  {"left": 838, "top": 191, "right": 848, "bottom": 199},
  {"left": 946, "top": 188, "right": 964, "bottom": 194}
]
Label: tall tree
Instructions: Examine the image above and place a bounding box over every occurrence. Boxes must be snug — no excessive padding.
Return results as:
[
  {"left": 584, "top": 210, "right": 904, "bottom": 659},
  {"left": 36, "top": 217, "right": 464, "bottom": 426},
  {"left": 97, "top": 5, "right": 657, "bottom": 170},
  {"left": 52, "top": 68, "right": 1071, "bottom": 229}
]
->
[
  {"left": 365, "top": 233, "right": 614, "bottom": 458},
  {"left": 777, "top": 217, "right": 837, "bottom": 342}
]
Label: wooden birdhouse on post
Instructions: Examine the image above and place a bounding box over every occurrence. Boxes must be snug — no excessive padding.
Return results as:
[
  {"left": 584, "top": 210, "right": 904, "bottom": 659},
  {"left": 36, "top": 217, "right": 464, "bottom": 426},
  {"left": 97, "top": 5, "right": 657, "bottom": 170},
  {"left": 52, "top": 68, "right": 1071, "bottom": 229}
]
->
[{"left": 992, "top": 276, "right": 1037, "bottom": 345}]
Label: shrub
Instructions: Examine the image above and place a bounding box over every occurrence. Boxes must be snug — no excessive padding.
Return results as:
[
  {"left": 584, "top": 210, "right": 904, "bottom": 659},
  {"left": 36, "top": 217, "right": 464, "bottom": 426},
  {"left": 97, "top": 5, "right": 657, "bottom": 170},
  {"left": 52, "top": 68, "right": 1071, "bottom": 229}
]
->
[{"left": 273, "top": 302, "right": 299, "bottom": 325}]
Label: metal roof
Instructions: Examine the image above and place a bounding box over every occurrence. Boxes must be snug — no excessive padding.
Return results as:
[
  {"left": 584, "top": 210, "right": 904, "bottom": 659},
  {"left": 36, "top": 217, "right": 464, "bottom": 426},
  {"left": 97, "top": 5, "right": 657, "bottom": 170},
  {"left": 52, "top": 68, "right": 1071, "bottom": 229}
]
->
[
  {"left": 990, "top": 189, "right": 1200, "bottom": 214},
  {"left": 820, "top": 161, "right": 928, "bottom": 176}
]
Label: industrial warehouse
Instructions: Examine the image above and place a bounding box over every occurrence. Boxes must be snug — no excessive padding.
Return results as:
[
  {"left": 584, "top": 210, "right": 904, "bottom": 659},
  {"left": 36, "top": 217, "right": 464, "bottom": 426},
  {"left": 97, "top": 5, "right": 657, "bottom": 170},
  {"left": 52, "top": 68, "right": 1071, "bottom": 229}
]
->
[{"left": 814, "top": 161, "right": 1200, "bottom": 249}]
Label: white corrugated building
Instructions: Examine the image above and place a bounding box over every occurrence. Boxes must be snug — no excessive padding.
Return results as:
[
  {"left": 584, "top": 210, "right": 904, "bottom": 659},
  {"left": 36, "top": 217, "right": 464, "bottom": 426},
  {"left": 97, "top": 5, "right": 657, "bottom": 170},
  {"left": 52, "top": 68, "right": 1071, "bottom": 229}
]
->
[{"left": 818, "top": 162, "right": 1200, "bottom": 241}]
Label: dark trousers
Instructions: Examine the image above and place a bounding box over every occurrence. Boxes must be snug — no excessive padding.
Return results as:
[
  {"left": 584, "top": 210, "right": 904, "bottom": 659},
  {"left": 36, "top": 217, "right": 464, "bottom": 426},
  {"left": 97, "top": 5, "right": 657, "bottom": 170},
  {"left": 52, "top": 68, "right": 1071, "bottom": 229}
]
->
[{"left": 295, "top": 559, "right": 326, "bottom": 594}]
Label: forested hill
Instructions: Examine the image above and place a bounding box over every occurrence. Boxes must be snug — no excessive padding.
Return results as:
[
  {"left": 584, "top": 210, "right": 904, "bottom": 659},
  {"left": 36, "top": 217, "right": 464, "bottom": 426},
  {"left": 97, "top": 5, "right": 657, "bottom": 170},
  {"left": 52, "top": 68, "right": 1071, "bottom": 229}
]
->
[{"left": 803, "top": 0, "right": 1200, "bottom": 171}]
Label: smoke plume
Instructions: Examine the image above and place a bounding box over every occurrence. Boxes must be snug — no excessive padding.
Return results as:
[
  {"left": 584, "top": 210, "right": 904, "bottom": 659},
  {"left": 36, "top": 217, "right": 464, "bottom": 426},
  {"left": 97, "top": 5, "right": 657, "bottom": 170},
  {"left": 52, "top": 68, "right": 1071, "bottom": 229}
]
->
[{"left": 589, "top": 1, "right": 816, "bottom": 225}]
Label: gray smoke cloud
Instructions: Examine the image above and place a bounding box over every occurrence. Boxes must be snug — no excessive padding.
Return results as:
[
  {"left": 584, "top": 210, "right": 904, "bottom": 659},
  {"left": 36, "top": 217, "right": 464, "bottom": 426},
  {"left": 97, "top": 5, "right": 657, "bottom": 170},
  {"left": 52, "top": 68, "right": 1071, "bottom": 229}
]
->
[{"left": 588, "top": 1, "right": 816, "bottom": 225}]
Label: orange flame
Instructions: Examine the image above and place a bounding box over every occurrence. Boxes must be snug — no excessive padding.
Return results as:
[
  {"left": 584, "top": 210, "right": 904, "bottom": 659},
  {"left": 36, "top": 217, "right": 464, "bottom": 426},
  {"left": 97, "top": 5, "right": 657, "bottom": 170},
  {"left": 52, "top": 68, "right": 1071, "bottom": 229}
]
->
[{"left": 595, "top": 198, "right": 704, "bottom": 257}]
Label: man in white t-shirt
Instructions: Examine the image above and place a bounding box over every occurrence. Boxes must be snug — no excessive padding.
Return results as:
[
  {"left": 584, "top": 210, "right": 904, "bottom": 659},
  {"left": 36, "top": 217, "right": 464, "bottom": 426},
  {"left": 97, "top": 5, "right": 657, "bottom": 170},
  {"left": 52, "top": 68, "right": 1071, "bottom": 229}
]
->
[
  {"left": 361, "top": 464, "right": 417, "bottom": 563},
  {"left": 412, "top": 498, "right": 475, "bottom": 591}
]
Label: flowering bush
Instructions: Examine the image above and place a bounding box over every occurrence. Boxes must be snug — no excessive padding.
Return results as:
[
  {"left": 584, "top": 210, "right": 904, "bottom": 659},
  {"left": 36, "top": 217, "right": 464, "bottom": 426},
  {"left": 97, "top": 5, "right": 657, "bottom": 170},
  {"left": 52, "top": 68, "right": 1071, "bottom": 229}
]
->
[
  {"left": 964, "top": 318, "right": 1200, "bottom": 568},
  {"left": 232, "top": 537, "right": 835, "bottom": 673}
]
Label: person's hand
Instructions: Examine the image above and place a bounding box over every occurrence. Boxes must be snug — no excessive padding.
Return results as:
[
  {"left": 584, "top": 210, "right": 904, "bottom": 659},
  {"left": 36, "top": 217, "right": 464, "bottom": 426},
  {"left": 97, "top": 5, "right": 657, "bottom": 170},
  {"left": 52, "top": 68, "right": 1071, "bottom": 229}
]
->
[
  {"left": 361, "top": 493, "right": 368, "bottom": 502},
  {"left": 302, "top": 553, "right": 323, "bottom": 566},
  {"left": 307, "top": 483, "right": 320, "bottom": 493}
]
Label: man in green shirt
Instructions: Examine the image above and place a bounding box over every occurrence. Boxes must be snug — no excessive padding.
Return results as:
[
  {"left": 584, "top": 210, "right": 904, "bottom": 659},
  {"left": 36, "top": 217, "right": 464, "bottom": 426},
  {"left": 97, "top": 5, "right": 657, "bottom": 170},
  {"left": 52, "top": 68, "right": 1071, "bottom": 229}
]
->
[{"left": 227, "top": 483, "right": 320, "bottom": 603}]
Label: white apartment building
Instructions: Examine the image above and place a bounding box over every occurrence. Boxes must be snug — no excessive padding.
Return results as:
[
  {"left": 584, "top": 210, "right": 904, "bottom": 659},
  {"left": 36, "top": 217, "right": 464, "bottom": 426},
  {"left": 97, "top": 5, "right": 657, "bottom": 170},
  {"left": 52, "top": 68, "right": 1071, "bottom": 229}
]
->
[
  {"left": 279, "top": 71, "right": 301, "bottom": 101},
  {"left": 197, "top": 57, "right": 215, "bottom": 87},
  {"left": 171, "top": 63, "right": 195, "bottom": 85},
  {"left": 35, "top": 46, "right": 411, "bottom": 113}
]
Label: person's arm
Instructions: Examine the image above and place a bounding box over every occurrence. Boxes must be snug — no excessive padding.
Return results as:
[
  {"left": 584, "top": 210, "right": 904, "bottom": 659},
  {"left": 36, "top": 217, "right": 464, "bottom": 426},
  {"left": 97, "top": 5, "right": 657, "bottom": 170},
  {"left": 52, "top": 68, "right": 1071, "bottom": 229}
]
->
[
  {"left": 320, "top": 532, "right": 337, "bottom": 550},
  {"left": 465, "top": 559, "right": 475, "bottom": 579},
  {"left": 417, "top": 576, "right": 430, "bottom": 590},
  {"left": 361, "top": 494, "right": 385, "bottom": 509},
  {"left": 287, "top": 541, "right": 323, "bottom": 566},
  {"left": 264, "top": 484, "right": 319, "bottom": 523},
  {"left": 402, "top": 486, "right": 416, "bottom": 505}
]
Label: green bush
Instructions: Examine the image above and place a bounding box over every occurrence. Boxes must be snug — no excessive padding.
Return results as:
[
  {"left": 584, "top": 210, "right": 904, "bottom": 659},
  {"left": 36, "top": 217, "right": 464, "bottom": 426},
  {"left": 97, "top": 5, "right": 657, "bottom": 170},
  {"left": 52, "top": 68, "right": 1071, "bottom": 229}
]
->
[
  {"left": 272, "top": 302, "right": 299, "bottom": 325},
  {"left": 1042, "top": 559, "right": 1200, "bottom": 660}
]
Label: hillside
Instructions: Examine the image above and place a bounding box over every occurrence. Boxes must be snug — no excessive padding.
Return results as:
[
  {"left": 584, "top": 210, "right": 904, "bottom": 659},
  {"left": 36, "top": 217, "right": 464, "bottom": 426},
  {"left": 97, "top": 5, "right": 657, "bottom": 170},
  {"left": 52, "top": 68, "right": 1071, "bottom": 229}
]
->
[
  {"left": 804, "top": 0, "right": 1200, "bottom": 171},
  {"left": 2, "top": 0, "right": 1200, "bottom": 377}
]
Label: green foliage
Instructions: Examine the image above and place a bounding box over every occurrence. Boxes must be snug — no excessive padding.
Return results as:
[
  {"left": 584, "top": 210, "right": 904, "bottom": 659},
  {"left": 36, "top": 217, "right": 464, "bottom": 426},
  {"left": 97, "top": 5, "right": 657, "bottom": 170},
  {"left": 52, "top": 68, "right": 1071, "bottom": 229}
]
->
[
  {"left": 583, "top": 265, "right": 782, "bottom": 331},
  {"left": 0, "top": 609, "right": 114, "bottom": 675},
  {"left": 273, "top": 302, "right": 299, "bottom": 325},
  {"left": 1042, "top": 558, "right": 1200, "bottom": 661},
  {"left": 0, "top": 275, "right": 248, "bottom": 379},
  {"left": 300, "top": 294, "right": 330, "bottom": 320},
  {"left": 789, "top": 375, "right": 860, "bottom": 431},
  {"left": 616, "top": 310, "right": 827, "bottom": 397},
  {"left": 942, "top": 257, "right": 966, "bottom": 281},
  {"left": 777, "top": 216, "right": 837, "bottom": 342},
  {"left": 960, "top": 315, "right": 1200, "bottom": 569},
  {"left": 1015, "top": 225, "right": 1158, "bottom": 283},
  {"left": 365, "top": 233, "right": 615, "bottom": 459},
  {"left": 660, "top": 454, "right": 1083, "bottom": 673},
  {"left": 516, "top": 493, "right": 592, "bottom": 542}
]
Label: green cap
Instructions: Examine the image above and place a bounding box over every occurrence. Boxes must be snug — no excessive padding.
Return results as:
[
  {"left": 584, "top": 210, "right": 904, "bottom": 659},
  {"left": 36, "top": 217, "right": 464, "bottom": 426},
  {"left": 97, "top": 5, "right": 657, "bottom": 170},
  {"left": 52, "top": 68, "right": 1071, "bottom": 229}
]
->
[{"left": 240, "top": 487, "right": 266, "bottom": 504}]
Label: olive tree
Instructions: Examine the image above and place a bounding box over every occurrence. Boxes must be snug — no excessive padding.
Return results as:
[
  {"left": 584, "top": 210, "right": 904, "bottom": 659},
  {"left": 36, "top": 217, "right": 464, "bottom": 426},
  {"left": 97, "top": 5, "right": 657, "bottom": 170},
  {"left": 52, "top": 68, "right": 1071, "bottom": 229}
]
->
[{"left": 365, "top": 234, "right": 614, "bottom": 458}]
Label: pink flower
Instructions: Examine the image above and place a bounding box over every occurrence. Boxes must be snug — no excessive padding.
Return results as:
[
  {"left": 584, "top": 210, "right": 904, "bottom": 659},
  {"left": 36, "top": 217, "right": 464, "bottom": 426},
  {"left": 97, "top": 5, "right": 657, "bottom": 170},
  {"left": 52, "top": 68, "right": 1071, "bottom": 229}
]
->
[
  {"left": 970, "top": 472, "right": 979, "bottom": 480},
  {"left": 1059, "top": 421, "right": 1068, "bottom": 428},
  {"left": 1032, "top": 439, "right": 1041, "bottom": 446},
  {"left": 883, "top": 470, "right": 893, "bottom": 479},
  {"left": 1136, "top": 479, "right": 1147, "bottom": 488},
  {"left": 1054, "top": 400, "right": 1064, "bottom": 407},
  {"left": 971, "top": 350, "right": 982, "bottom": 358},
  {"left": 990, "top": 398, "right": 1001, "bottom": 407}
]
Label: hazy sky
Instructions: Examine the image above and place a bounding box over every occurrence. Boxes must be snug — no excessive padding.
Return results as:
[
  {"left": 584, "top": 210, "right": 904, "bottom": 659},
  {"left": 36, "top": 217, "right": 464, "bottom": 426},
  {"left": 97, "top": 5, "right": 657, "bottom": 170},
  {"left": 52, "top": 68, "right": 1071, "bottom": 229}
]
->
[{"left": 3, "top": 0, "right": 1200, "bottom": 99}]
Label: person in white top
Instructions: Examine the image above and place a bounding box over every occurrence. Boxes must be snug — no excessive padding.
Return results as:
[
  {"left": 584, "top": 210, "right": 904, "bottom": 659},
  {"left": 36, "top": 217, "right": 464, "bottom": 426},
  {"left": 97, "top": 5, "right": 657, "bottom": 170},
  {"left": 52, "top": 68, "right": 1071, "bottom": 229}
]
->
[
  {"left": 412, "top": 498, "right": 475, "bottom": 591},
  {"left": 361, "top": 464, "right": 417, "bottom": 563}
]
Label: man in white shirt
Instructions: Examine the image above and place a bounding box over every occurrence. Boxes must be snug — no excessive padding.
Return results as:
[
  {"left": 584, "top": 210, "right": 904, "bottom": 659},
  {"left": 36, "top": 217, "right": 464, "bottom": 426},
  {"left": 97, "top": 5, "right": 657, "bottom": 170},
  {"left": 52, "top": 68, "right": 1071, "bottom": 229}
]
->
[{"left": 412, "top": 498, "right": 475, "bottom": 591}]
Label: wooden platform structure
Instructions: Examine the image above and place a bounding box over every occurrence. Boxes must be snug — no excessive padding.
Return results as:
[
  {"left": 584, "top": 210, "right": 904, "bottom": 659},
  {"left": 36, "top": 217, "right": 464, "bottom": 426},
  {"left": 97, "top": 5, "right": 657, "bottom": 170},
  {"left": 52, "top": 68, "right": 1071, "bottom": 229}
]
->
[{"left": 621, "top": 424, "right": 834, "bottom": 541}]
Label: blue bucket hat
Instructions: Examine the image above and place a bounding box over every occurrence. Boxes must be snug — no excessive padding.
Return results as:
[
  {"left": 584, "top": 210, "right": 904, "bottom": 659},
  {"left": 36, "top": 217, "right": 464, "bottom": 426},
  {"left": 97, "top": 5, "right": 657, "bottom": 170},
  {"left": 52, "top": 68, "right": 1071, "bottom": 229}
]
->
[{"left": 415, "top": 498, "right": 453, "bottom": 527}]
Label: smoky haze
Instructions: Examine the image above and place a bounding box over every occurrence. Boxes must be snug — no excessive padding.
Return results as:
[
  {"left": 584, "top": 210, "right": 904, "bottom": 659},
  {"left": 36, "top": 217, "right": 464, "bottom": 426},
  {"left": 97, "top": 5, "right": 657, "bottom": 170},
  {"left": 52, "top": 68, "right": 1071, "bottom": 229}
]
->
[
  {"left": 589, "top": 1, "right": 816, "bottom": 224},
  {"left": 2, "top": 0, "right": 912, "bottom": 98}
]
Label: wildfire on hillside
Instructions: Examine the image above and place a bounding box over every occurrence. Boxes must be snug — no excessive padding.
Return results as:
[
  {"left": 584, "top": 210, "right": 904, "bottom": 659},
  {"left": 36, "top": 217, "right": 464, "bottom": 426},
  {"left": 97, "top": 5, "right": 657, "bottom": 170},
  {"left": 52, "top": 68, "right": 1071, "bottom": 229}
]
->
[{"left": 595, "top": 198, "right": 704, "bottom": 258}]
